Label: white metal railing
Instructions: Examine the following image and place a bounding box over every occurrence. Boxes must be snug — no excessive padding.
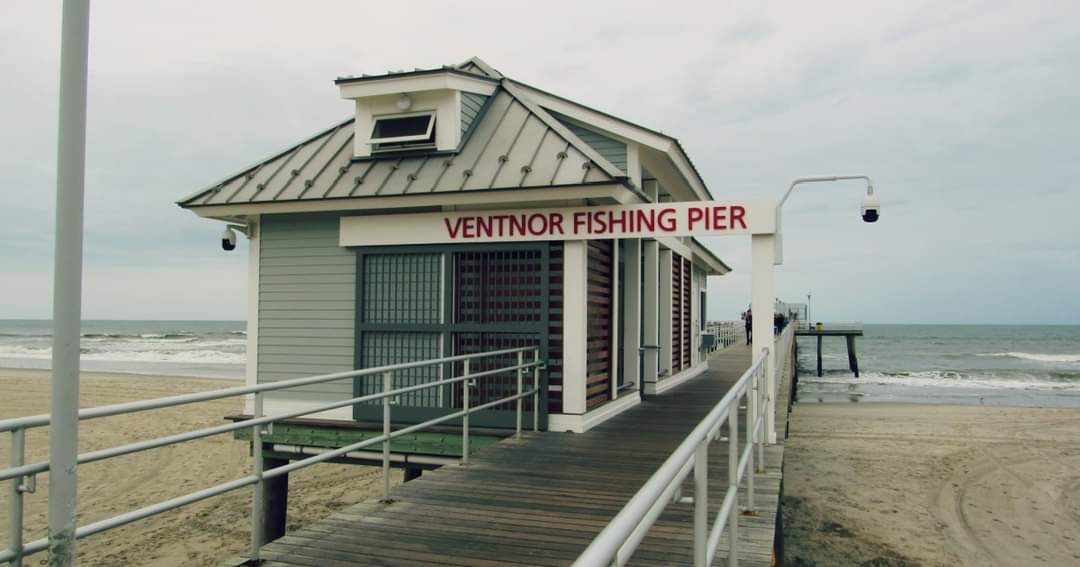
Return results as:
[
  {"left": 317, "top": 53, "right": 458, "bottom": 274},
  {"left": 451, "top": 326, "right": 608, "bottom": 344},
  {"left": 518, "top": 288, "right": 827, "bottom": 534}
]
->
[
  {"left": 704, "top": 321, "right": 741, "bottom": 351},
  {"left": 793, "top": 320, "right": 863, "bottom": 332},
  {"left": 574, "top": 348, "right": 770, "bottom": 567},
  {"left": 0, "top": 346, "right": 543, "bottom": 566}
]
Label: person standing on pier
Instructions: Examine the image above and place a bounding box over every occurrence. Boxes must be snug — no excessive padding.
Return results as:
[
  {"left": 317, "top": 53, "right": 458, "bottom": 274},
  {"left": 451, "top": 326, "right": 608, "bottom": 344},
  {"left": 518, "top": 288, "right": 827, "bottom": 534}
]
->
[{"left": 743, "top": 308, "right": 752, "bottom": 345}]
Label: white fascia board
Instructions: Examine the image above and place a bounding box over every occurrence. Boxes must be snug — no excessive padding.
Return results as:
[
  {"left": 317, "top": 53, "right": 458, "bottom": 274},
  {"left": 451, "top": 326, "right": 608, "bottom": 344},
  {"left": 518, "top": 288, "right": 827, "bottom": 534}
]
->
[
  {"left": 509, "top": 80, "right": 711, "bottom": 201},
  {"left": 185, "top": 183, "right": 630, "bottom": 218},
  {"left": 656, "top": 235, "right": 693, "bottom": 259},
  {"left": 511, "top": 81, "right": 671, "bottom": 149},
  {"left": 339, "top": 73, "right": 497, "bottom": 99}
]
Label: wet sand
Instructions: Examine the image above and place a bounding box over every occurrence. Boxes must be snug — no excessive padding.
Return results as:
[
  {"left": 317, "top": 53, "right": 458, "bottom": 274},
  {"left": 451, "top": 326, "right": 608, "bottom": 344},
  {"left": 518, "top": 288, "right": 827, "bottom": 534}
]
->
[
  {"left": 0, "top": 368, "right": 396, "bottom": 566},
  {"left": 783, "top": 403, "right": 1080, "bottom": 566}
]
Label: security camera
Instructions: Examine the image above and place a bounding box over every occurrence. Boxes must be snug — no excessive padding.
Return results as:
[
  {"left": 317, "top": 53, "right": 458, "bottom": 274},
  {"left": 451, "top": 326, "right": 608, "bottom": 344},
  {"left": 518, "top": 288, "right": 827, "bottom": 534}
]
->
[
  {"left": 221, "top": 226, "right": 237, "bottom": 251},
  {"left": 861, "top": 190, "right": 880, "bottom": 223}
]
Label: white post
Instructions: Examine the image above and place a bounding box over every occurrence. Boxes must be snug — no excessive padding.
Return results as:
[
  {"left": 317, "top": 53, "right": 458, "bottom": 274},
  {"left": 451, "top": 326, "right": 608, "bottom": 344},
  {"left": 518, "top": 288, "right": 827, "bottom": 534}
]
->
[
  {"left": 250, "top": 393, "right": 265, "bottom": 561},
  {"left": 623, "top": 239, "right": 641, "bottom": 391},
  {"left": 562, "top": 241, "right": 588, "bottom": 414},
  {"left": 610, "top": 241, "right": 620, "bottom": 400},
  {"left": 382, "top": 371, "right": 392, "bottom": 500},
  {"left": 642, "top": 240, "right": 660, "bottom": 390},
  {"left": 516, "top": 351, "right": 523, "bottom": 439},
  {"left": 49, "top": 1, "right": 90, "bottom": 564},
  {"left": 693, "top": 443, "right": 708, "bottom": 567},
  {"left": 658, "top": 249, "right": 673, "bottom": 379},
  {"left": 751, "top": 234, "right": 777, "bottom": 444},
  {"left": 462, "top": 361, "right": 471, "bottom": 463}
]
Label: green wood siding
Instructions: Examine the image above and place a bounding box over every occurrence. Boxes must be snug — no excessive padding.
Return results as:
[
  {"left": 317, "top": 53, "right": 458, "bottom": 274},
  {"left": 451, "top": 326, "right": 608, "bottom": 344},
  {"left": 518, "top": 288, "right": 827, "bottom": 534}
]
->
[
  {"left": 550, "top": 111, "right": 628, "bottom": 172},
  {"left": 258, "top": 213, "right": 355, "bottom": 401},
  {"left": 461, "top": 92, "right": 489, "bottom": 136}
]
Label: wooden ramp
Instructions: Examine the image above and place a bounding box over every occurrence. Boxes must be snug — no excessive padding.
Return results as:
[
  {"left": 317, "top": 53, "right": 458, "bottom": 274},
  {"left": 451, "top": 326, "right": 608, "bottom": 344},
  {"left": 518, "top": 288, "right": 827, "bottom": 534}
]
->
[{"left": 254, "top": 345, "right": 783, "bottom": 566}]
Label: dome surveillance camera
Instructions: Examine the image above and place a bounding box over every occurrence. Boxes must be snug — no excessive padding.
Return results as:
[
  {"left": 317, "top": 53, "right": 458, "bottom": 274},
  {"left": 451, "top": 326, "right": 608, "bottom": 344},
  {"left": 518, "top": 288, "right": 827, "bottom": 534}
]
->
[
  {"left": 861, "top": 191, "right": 880, "bottom": 223},
  {"left": 221, "top": 226, "right": 237, "bottom": 251}
]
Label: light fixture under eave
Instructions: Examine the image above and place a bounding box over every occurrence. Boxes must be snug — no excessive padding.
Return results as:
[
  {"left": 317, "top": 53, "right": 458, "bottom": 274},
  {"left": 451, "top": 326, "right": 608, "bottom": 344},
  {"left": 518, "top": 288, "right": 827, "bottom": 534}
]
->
[{"left": 396, "top": 93, "right": 412, "bottom": 111}]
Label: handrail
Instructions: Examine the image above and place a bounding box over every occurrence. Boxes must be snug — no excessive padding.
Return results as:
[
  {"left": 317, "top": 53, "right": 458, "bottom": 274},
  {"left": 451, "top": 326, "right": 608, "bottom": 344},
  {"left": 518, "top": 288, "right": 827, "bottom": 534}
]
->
[
  {"left": 0, "top": 346, "right": 532, "bottom": 433},
  {"left": 1, "top": 346, "right": 544, "bottom": 565},
  {"left": 573, "top": 348, "right": 770, "bottom": 567}
]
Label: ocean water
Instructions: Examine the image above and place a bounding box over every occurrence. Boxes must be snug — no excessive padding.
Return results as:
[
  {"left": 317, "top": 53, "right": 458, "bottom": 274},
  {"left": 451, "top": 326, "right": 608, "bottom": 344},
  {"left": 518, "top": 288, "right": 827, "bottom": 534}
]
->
[
  {"left": 796, "top": 324, "right": 1080, "bottom": 407},
  {"left": 0, "top": 320, "right": 246, "bottom": 379}
]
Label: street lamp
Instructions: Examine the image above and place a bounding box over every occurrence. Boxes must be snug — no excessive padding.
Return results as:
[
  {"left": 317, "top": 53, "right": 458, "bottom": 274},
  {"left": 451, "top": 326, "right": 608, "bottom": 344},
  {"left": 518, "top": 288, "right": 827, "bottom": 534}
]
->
[{"left": 774, "top": 175, "right": 878, "bottom": 265}]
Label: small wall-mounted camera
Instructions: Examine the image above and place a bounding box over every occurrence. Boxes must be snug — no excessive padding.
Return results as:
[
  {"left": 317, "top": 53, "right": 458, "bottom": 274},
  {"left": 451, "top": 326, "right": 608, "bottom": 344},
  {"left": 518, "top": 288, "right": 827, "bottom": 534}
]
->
[
  {"left": 221, "top": 226, "right": 238, "bottom": 251},
  {"left": 861, "top": 192, "right": 880, "bottom": 223}
]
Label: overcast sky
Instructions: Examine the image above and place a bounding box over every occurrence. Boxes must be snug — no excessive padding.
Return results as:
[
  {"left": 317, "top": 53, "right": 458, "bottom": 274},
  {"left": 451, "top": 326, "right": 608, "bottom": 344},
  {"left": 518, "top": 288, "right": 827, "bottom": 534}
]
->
[{"left": 2, "top": 1, "right": 1077, "bottom": 324}]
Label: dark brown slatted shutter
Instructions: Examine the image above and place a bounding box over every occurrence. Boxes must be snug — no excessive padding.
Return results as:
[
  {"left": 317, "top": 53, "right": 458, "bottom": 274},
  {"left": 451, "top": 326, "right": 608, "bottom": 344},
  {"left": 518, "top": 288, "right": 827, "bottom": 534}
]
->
[{"left": 586, "top": 240, "right": 614, "bottom": 409}]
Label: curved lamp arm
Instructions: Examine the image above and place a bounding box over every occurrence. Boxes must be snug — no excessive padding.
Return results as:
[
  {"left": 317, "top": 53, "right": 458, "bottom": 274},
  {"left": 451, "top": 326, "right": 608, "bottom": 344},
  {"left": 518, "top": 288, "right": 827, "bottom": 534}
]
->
[{"left": 774, "top": 175, "right": 876, "bottom": 266}]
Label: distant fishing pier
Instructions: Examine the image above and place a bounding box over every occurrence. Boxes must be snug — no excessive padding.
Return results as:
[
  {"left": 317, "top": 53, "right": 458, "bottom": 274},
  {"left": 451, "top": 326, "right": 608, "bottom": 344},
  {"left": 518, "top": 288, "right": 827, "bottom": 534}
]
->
[{"left": 794, "top": 322, "right": 864, "bottom": 378}]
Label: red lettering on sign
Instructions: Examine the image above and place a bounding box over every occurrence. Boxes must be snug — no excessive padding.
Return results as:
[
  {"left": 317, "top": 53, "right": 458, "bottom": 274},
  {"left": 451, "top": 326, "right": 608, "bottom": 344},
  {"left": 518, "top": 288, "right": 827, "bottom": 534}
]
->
[
  {"left": 445, "top": 217, "right": 463, "bottom": 239},
  {"left": 550, "top": 213, "right": 565, "bottom": 235},
  {"left": 730, "top": 205, "right": 746, "bottom": 230},
  {"left": 573, "top": 212, "right": 588, "bottom": 235},
  {"left": 658, "top": 208, "right": 677, "bottom": 232},
  {"left": 687, "top": 207, "right": 704, "bottom": 230},
  {"left": 636, "top": 209, "right": 655, "bottom": 231}
]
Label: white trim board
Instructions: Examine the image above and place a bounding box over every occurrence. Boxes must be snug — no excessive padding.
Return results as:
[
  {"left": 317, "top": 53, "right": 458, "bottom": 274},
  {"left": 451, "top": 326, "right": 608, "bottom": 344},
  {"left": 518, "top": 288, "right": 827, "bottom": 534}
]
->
[
  {"left": 547, "top": 390, "right": 642, "bottom": 434},
  {"left": 188, "top": 184, "right": 634, "bottom": 219},
  {"left": 644, "top": 362, "right": 708, "bottom": 396}
]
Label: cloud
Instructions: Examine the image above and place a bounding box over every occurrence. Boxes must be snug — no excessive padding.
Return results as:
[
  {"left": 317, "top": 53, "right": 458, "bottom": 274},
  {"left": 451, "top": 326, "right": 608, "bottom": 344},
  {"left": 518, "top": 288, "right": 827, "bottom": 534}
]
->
[{"left": 1, "top": 0, "right": 1077, "bottom": 324}]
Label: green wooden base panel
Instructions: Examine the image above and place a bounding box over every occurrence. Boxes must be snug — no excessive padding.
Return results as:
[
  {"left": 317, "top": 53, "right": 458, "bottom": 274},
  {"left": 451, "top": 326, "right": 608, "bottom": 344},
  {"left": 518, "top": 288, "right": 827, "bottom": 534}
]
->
[{"left": 234, "top": 421, "right": 502, "bottom": 457}]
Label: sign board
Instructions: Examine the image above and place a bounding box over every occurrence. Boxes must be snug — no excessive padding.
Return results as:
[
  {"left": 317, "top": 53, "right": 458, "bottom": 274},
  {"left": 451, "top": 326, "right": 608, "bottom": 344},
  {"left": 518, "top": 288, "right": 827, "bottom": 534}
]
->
[{"left": 340, "top": 201, "right": 776, "bottom": 247}]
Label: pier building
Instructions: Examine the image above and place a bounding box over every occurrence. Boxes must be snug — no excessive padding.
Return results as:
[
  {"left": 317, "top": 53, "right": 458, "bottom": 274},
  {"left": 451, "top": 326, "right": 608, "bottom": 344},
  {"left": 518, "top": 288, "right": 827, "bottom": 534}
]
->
[{"left": 178, "top": 57, "right": 735, "bottom": 434}]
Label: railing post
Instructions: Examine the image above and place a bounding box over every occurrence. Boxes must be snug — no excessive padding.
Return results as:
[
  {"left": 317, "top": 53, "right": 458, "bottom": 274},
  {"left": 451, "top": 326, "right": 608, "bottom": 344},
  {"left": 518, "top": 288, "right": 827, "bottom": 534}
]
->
[
  {"left": 756, "top": 367, "right": 765, "bottom": 472},
  {"left": 249, "top": 392, "right": 265, "bottom": 562},
  {"left": 693, "top": 441, "right": 708, "bottom": 567},
  {"left": 745, "top": 390, "right": 755, "bottom": 512},
  {"left": 462, "top": 360, "right": 470, "bottom": 465},
  {"left": 382, "top": 371, "right": 392, "bottom": 502},
  {"left": 516, "top": 351, "right": 524, "bottom": 440},
  {"left": 532, "top": 348, "right": 540, "bottom": 432},
  {"left": 728, "top": 409, "right": 739, "bottom": 567},
  {"left": 9, "top": 428, "right": 26, "bottom": 567}
]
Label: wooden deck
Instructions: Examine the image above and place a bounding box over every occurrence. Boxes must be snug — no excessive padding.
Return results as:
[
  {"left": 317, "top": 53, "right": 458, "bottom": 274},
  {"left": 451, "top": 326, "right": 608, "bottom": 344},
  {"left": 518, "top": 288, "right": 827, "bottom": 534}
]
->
[{"left": 252, "top": 344, "right": 788, "bottom": 566}]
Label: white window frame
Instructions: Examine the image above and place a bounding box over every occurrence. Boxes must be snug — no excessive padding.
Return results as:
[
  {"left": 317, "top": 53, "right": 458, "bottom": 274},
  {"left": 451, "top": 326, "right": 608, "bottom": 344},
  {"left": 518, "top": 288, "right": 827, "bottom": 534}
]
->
[{"left": 368, "top": 111, "right": 436, "bottom": 145}]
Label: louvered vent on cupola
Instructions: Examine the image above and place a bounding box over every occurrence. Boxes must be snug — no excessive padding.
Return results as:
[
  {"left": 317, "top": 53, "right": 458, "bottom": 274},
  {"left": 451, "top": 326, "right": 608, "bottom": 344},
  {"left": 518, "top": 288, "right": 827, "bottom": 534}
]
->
[{"left": 335, "top": 68, "right": 497, "bottom": 159}]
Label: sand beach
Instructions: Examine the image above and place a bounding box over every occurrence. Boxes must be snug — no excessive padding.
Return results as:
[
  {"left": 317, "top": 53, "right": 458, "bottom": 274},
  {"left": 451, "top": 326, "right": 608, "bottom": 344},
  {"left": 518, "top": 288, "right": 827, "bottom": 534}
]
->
[
  {"left": 0, "top": 368, "right": 394, "bottom": 566},
  {"left": 782, "top": 403, "right": 1080, "bottom": 566}
]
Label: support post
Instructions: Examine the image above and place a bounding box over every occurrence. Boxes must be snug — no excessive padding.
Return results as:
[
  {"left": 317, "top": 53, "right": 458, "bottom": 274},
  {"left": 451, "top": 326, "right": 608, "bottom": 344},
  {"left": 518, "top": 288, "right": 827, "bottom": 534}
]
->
[
  {"left": 10, "top": 428, "right": 26, "bottom": 567},
  {"left": 462, "top": 360, "right": 470, "bottom": 464},
  {"left": 659, "top": 249, "right": 673, "bottom": 379},
  {"left": 846, "top": 335, "right": 860, "bottom": 377},
  {"left": 261, "top": 456, "right": 289, "bottom": 544},
  {"left": 642, "top": 240, "right": 660, "bottom": 390},
  {"left": 745, "top": 391, "right": 755, "bottom": 510},
  {"left": 623, "top": 239, "right": 641, "bottom": 392},
  {"left": 727, "top": 409, "right": 739, "bottom": 566},
  {"left": 403, "top": 466, "right": 423, "bottom": 482},
  {"left": 48, "top": 2, "right": 91, "bottom": 564},
  {"left": 562, "top": 241, "right": 588, "bottom": 414},
  {"left": 693, "top": 442, "right": 708, "bottom": 567},
  {"left": 816, "top": 335, "right": 823, "bottom": 378},
  {"left": 249, "top": 393, "right": 266, "bottom": 561},
  {"left": 751, "top": 234, "right": 777, "bottom": 444},
  {"left": 516, "top": 351, "right": 523, "bottom": 440},
  {"left": 532, "top": 348, "right": 540, "bottom": 432}
]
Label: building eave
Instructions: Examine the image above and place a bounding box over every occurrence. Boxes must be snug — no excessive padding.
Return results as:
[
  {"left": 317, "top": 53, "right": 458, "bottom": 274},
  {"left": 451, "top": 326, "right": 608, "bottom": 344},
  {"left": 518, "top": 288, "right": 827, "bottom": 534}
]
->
[{"left": 690, "top": 238, "right": 732, "bottom": 275}]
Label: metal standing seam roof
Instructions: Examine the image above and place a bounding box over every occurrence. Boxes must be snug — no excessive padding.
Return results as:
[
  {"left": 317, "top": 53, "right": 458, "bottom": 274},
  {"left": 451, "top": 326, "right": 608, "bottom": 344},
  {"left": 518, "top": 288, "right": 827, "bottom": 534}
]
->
[{"left": 179, "top": 74, "right": 632, "bottom": 209}]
